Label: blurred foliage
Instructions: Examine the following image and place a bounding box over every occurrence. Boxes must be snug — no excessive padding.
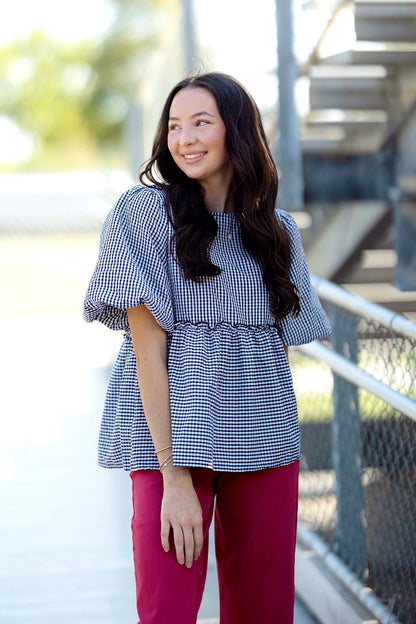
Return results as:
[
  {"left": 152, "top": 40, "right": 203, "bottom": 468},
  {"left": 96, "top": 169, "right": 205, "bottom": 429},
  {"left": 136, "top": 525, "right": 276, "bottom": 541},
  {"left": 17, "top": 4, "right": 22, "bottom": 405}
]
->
[
  {"left": 0, "top": 0, "right": 175, "bottom": 169},
  {"left": 84, "top": 0, "right": 170, "bottom": 140},
  {"left": 0, "top": 33, "right": 94, "bottom": 143}
]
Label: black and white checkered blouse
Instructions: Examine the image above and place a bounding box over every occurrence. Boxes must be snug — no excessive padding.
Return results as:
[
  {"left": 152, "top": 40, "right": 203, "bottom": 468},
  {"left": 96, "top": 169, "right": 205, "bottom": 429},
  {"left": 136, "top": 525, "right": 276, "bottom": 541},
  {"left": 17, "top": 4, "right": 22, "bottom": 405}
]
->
[{"left": 84, "top": 185, "right": 331, "bottom": 472}]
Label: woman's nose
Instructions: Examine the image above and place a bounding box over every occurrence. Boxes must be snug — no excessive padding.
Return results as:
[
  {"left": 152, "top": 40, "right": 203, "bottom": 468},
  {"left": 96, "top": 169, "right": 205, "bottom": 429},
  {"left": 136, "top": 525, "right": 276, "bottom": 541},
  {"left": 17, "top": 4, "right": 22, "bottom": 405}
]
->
[{"left": 179, "top": 125, "right": 196, "bottom": 145}]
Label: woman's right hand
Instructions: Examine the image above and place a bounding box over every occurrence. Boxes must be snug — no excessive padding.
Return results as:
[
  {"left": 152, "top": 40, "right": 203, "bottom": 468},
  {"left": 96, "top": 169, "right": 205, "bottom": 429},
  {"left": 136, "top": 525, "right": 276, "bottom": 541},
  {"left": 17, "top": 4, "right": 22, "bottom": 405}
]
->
[{"left": 160, "top": 466, "right": 203, "bottom": 568}]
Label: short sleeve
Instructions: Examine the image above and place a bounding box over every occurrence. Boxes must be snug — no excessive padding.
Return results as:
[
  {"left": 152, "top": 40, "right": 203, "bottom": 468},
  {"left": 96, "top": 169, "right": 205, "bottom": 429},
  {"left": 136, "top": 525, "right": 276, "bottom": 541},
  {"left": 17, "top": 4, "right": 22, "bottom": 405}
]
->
[
  {"left": 276, "top": 210, "right": 331, "bottom": 346},
  {"left": 83, "top": 185, "right": 174, "bottom": 332}
]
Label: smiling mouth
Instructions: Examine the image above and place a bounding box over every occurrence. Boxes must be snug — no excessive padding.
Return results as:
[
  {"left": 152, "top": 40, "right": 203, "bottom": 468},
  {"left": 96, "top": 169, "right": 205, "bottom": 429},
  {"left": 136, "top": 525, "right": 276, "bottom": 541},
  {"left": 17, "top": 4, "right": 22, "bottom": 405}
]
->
[{"left": 183, "top": 153, "right": 205, "bottom": 160}]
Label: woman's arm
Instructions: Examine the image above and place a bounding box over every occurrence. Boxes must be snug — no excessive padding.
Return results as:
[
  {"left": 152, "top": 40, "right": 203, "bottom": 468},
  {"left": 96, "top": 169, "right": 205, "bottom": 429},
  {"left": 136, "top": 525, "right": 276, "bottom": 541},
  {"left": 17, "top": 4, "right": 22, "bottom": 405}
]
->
[{"left": 127, "top": 305, "right": 203, "bottom": 568}]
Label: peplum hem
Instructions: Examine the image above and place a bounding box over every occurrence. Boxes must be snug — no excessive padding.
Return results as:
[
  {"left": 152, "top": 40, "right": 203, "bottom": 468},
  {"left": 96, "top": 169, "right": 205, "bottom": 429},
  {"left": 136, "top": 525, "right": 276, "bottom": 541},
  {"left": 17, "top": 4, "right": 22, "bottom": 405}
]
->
[
  {"left": 97, "top": 323, "right": 301, "bottom": 472},
  {"left": 173, "top": 319, "right": 277, "bottom": 332},
  {"left": 166, "top": 321, "right": 300, "bottom": 472}
]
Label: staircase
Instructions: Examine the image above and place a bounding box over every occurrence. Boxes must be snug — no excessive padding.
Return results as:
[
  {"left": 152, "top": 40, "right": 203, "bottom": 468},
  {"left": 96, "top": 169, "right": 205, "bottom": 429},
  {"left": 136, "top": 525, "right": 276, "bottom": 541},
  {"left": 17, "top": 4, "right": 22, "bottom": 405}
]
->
[{"left": 298, "top": 0, "right": 416, "bottom": 320}]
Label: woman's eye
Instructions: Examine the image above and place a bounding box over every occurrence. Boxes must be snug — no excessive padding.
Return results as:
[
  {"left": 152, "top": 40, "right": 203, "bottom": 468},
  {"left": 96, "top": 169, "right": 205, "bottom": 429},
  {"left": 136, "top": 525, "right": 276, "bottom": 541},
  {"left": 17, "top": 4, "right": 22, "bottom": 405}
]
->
[
  {"left": 168, "top": 124, "right": 180, "bottom": 131},
  {"left": 196, "top": 119, "right": 209, "bottom": 126}
]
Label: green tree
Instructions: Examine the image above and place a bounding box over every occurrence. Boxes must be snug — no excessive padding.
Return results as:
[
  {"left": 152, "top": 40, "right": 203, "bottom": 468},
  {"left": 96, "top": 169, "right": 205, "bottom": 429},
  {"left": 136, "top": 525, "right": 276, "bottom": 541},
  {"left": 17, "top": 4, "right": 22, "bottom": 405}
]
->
[
  {"left": 0, "top": 32, "right": 94, "bottom": 142},
  {"left": 82, "top": 0, "right": 172, "bottom": 140},
  {"left": 0, "top": 0, "right": 177, "bottom": 167}
]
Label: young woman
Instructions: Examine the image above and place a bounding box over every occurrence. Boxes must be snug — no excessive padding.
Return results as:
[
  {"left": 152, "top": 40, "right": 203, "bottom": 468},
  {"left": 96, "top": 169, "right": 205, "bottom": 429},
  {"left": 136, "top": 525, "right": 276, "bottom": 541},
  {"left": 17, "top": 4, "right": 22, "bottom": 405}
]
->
[{"left": 84, "top": 72, "right": 331, "bottom": 624}]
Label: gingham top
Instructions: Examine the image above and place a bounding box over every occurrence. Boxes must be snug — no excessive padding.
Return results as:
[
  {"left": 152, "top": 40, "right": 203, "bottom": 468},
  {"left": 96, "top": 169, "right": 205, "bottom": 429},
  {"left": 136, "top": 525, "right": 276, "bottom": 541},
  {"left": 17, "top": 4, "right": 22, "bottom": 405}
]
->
[{"left": 84, "top": 184, "right": 331, "bottom": 472}]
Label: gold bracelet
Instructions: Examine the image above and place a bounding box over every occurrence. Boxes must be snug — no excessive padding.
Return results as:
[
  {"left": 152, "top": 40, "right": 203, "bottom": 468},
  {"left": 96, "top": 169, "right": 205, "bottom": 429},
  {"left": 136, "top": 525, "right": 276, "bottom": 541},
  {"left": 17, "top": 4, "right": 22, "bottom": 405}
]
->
[
  {"left": 159, "top": 453, "right": 174, "bottom": 473},
  {"left": 155, "top": 445, "right": 172, "bottom": 455}
]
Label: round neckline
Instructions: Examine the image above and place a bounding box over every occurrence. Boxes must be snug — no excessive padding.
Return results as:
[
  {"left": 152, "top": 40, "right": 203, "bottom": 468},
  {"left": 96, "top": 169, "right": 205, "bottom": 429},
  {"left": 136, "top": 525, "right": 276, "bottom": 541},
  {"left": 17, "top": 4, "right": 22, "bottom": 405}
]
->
[{"left": 208, "top": 210, "right": 235, "bottom": 216}]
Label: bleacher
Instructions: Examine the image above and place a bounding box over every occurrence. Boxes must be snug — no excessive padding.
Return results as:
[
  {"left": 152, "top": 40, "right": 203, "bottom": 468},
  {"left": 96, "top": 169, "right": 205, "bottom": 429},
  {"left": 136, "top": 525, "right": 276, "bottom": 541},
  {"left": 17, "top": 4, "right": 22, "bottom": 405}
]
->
[{"left": 297, "top": 0, "right": 416, "bottom": 320}]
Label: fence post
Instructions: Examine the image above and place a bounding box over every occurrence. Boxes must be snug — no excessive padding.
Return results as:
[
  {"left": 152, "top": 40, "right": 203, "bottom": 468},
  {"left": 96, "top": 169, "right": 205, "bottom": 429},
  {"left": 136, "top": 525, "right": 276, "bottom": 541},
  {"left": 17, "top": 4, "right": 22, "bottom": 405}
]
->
[{"left": 330, "top": 308, "right": 367, "bottom": 577}]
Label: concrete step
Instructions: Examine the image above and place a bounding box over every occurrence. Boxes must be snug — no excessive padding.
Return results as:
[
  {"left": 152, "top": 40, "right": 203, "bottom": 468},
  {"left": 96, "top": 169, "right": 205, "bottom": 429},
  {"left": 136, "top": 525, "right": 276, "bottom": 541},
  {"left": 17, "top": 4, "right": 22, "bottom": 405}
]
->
[
  {"left": 355, "top": 0, "right": 416, "bottom": 43},
  {"left": 305, "top": 109, "right": 387, "bottom": 133},
  {"left": 296, "top": 539, "right": 380, "bottom": 624},
  {"left": 300, "top": 130, "right": 347, "bottom": 154},
  {"left": 322, "top": 45, "right": 416, "bottom": 67},
  {"left": 300, "top": 126, "right": 384, "bottom": 154},
  {"left": 305, "top": 201, "right": 390, "bottom": 280},
  {"left": 309, "top": 65, "right": 388, "bottom": 111},
  {"left": 344, "top": 265, "right": 395, "bottom": 283},
  {"left": 343, "top": 249, "right": 396, "bottom": 284}
]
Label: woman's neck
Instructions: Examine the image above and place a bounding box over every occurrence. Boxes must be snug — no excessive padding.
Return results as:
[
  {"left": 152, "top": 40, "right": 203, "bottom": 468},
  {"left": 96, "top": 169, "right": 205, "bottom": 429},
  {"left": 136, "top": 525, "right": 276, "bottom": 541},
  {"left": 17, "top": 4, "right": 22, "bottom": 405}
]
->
[{"left": 202, "top": 185, "right": 231, "bottom": 213}]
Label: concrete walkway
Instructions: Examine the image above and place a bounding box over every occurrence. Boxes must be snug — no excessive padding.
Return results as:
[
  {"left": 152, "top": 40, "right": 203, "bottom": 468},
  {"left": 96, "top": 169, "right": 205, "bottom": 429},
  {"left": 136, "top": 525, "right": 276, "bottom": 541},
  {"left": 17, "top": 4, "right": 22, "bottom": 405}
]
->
[{"left": 0, "top": 315, "right": 317, "bottom": 623}]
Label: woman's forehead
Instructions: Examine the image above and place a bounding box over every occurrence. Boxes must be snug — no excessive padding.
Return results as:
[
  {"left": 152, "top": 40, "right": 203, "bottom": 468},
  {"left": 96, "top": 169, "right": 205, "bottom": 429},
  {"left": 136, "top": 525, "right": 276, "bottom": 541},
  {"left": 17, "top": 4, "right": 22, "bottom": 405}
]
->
[{"left": 169, "top": 87, "right": 220, "bottom": 118}]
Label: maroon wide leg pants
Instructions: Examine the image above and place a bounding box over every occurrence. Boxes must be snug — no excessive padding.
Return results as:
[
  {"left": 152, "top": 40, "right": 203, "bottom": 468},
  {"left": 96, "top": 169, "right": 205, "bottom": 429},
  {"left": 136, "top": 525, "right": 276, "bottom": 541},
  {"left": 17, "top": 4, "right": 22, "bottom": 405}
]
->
[{"left": 130, "top": 460, "right": 299, "bottom": 624}]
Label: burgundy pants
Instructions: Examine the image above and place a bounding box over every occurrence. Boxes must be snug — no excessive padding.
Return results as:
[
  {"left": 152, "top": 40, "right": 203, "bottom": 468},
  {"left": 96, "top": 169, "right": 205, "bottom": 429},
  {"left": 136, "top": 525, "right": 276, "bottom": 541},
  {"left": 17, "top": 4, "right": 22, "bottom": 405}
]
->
[{"left": 130, "top": 460, "right": 299, "bottom": 624}]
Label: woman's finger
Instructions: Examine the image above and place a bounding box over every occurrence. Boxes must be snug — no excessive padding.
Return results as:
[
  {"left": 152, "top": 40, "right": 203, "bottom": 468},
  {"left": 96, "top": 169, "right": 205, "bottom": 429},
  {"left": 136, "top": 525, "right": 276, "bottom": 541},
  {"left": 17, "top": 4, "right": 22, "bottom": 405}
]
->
[
  {"left": 160, "top": 517, "right": 171, "bottom": 553},
  {"left": 172, "top": 523, "right": 185, "bottom": 565},
  {"left": 182, "top": 525, "right": 195, "bottom": 568},
  {"left": 193, "top": 523, "right": 204, "bottom": 561}
]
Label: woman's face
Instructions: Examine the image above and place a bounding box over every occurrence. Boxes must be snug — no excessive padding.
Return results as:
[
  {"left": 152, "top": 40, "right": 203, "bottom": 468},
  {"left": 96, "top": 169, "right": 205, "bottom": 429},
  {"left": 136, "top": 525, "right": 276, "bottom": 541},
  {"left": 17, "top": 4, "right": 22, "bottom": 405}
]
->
[{"left": 167, "top": 86, "right": 231, "bottom": 192}]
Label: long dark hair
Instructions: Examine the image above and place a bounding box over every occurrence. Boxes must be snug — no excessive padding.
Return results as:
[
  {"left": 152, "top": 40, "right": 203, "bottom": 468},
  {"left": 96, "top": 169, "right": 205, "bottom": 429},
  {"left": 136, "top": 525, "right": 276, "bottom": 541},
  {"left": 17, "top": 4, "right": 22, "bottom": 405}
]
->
[{"left": 140, "top": 72, "right": 300, "bottom": 320}]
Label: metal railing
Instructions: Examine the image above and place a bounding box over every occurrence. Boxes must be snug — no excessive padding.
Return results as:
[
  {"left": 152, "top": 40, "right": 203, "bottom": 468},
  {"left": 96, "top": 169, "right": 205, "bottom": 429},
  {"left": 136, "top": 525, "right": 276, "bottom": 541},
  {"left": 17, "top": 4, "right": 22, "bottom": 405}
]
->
[{"left": 292, "top": 276, "right": 416, "bottom": 624}]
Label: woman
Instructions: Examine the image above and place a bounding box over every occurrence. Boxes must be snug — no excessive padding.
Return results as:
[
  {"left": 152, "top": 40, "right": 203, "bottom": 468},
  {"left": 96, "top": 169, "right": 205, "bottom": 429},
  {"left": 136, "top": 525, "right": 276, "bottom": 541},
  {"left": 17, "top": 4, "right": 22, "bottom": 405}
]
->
[{"left": 84, "top": 72, "right": 331, "bottom": 624}]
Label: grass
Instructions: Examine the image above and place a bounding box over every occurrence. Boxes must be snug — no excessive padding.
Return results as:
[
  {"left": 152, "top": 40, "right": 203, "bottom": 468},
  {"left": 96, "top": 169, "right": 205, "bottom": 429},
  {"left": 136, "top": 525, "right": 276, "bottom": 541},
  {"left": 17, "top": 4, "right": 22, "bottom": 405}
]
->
[{"left": 291, "top": 352, "right": 414, "bottom": 423}]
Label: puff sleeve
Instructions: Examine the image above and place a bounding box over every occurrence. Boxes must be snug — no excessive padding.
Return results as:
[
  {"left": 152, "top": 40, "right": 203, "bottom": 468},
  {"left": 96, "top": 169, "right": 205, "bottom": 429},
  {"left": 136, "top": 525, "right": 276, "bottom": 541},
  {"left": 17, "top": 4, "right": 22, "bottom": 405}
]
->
[
  {"left": 277, "top": 210, "right": 331, "bottom": 345},
  {"left": 83, "top": 185, "right": 174, "bottom": 332}
]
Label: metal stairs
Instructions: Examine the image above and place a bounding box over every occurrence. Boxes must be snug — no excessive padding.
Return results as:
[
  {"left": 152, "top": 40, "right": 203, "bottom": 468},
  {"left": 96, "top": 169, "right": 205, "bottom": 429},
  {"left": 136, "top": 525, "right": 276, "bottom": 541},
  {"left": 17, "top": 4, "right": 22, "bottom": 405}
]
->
[
  {"left": 301, "top": 0, "right": 416, "bottom": 154},
  {"left": 355, "top": 0, "right": 416, "bottom": 43},
  {"left": 297, "top": 0, "right": 416, "bottom": 319}
]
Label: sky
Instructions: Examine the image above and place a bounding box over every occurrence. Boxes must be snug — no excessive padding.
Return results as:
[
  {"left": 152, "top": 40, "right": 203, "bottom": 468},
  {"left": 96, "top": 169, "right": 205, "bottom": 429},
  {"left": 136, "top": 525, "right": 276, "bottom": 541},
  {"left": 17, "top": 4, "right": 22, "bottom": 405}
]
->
[
  {"left": 0, "top": 0, "right": 115, "bottom": 45},
  {"left": 194, "top": 0, "right": 278, "bottom": 108}
]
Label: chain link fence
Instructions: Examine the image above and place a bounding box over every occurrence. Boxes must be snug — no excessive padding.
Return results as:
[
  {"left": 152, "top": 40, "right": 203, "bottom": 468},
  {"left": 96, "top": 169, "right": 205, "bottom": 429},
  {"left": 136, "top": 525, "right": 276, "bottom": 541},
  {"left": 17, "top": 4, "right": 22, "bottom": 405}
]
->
[{"left": 291, "top": 278, "right": 416, "bottom": 624}]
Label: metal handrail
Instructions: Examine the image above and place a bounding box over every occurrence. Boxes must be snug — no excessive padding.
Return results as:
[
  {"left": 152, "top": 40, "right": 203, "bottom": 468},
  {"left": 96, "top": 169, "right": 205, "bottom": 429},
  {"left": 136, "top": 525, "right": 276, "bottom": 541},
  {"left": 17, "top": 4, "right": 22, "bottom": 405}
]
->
[
  {"left": 299, "top": 341, "right": 416, "bottom": 422},
  {"left": 311, "top": 275, "right": 416, "bottom": 341},
  {"left": 302, "top": 275, "right": 416, "bottom": 422}
]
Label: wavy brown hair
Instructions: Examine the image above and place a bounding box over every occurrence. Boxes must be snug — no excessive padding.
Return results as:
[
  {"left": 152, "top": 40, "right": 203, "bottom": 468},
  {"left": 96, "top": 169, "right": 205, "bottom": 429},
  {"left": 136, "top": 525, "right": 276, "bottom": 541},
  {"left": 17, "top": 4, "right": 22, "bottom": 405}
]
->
[{"left": 140, "top": 72, "right": 300, "bottom": 320}]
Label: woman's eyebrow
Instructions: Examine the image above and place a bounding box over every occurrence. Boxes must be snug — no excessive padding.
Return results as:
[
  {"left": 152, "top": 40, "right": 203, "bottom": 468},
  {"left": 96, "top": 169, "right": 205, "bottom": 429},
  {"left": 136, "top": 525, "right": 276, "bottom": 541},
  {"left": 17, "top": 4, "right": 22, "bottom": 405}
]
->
[{"left": 168, "top": 111, "right": 216, "bottom": 121}]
